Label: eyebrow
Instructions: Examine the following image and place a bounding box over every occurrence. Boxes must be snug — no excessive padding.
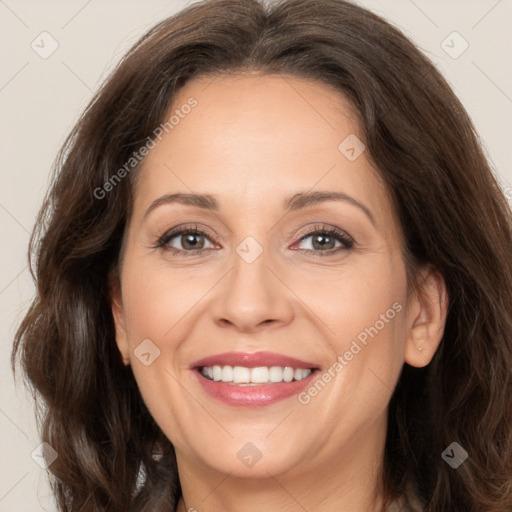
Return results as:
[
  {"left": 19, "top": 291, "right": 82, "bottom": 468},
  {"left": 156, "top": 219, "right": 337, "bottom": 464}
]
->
[
  {"left": 285, "top": 191, "right": 375, "bottom": 225},
  {"left": 143, "top": 191, "right": 375, "bottom": 225}
]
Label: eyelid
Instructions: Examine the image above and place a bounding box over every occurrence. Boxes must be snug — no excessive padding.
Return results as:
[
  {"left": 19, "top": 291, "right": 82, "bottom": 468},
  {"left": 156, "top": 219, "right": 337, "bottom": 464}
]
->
[
  {"left": 290, "top": 224, "right": 354, "bottom": 252},
  {"left": 155, "top": 224, "right": 219, "bottom": 250},
  {"left": 155, "top": 222, "right": 354, "bottom": 255},
  {"left": 294, "top": 224, "right": 353, "bottom": 243}
]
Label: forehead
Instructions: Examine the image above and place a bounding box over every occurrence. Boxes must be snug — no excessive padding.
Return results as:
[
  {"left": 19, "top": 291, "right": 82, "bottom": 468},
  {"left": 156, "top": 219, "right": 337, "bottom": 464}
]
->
[
  {"left": 164, "top": 72, "right": 362, "bottom": 171},
  {"left": 132, "top": 73, "right": 395, "bottom": 232}
]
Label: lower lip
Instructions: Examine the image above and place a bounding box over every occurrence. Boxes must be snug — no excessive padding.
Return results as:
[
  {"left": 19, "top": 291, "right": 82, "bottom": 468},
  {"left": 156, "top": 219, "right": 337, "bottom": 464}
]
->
[{"left": 193, "top": 369, "right": 317, "bottom": 407}]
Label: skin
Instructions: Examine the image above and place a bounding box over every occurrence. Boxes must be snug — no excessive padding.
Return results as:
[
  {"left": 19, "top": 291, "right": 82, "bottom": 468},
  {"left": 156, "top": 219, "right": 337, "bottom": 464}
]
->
[{"left": 111, "top": 72, "right": 448, "bottom": 512}]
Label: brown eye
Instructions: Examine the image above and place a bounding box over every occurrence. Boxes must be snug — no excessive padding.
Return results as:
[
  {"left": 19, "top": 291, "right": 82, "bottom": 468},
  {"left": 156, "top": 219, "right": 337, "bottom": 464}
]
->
[
  {"left": 157, "top": 227, "right": 216, "bottom": 254},
  {"left": 180, "top": 232, "right": 206, "bottom": 250},
  {"left": 294, "top": 226, "right": 353, "bottom": 255},
  {"left": 310, "top": 233, "right": 337, "bottom": 250}
]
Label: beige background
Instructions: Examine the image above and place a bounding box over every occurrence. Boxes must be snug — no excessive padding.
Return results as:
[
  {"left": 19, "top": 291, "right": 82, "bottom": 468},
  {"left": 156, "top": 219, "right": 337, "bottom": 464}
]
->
[{"left": 1, "top": 0, "right": 511, "bottom": 510}]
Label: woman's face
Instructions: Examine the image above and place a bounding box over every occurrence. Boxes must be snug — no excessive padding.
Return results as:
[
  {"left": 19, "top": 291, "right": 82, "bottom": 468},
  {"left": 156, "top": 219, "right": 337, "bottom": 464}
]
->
[{"left": 111, "top": 73, "right": 436, "bottom": 480}]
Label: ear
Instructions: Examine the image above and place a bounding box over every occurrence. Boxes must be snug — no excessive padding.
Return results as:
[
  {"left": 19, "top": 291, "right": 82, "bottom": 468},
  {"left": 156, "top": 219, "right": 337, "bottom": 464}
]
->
[
  {"left": 404, "top": 265, "right": 448, "bottom": 368},
  {"left": 109, "top": 268, "right": 130, "bottom": 366}
]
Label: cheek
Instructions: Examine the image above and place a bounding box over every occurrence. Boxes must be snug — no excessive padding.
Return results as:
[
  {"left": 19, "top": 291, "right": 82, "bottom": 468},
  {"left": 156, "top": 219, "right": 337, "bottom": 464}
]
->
[
  {"left": 292, "top": 262, "right": 408, "bottom": 437},
  {"left": 120, "top": 257, "right": 210, "bottom": 344},
  {"left": 291, "top": 250, "right": 407, "bottom": 351},
  {"left": 337, "top": 267, "right": 406, "bottom": 353},
  {"left": 340, "top": 262, "right": 407, "bottom": 397},
  {"left": 117, "top": 261, "right": 199, "bottom": 446},
  {"left": 117, "top": 255, "right": 218, "bottom": 430},
  {"left": 295, "top": 253, "right": 407, "bottom": 387}
]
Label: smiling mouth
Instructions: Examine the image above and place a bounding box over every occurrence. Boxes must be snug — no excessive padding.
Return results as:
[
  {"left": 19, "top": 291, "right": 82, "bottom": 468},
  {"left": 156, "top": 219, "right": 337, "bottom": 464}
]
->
[{"left": 198, "top": 365, "right": 316, "bottom": 385}]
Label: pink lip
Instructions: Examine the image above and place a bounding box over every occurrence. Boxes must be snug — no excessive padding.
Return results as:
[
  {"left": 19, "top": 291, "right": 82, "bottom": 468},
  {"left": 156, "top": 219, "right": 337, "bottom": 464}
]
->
[
  {"left": 193, "top": 371, "right": 318, "bottom": 407},
  {"left": 190, "top": 351, "right": 318, "bottom": 369},
  {"left": 190, "top": 351, "right": 319, "bottom": 408}
]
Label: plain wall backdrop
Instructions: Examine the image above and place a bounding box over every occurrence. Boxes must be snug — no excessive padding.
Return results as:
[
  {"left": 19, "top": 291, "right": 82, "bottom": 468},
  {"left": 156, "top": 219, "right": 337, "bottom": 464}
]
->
[{"left": 1, "top": 0, "right": 511, "bottom": 510}]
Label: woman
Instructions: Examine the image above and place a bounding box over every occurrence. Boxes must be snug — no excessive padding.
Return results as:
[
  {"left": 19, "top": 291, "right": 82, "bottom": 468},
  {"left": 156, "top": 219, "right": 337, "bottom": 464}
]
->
[{"left": 12, "top": 0, "right": 512, "bottom": 510}]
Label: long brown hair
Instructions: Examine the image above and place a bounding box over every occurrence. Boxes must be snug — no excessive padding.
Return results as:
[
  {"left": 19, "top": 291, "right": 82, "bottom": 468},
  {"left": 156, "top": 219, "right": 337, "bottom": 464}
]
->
[{"left": 12, "top": 0, "right": 512, "bottom": 510}]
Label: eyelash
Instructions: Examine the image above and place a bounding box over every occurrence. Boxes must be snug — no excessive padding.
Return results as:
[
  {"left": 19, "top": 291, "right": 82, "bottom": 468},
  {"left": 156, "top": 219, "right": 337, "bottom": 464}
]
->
[{"left": 154, "top": 223, "right": 354, "bottom": 257}]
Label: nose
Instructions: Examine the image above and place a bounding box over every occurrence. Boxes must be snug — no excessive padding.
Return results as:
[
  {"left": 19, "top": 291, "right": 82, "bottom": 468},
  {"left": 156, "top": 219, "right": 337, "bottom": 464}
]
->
[{"left": 210, "top": 249, "right": 294, "bottom": 333}]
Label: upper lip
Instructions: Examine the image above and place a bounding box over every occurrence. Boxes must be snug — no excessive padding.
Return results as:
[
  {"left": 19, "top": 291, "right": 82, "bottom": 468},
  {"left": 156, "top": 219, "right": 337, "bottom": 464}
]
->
[{"left": 190, "top": 351, "right": 319, "bottom": 369}]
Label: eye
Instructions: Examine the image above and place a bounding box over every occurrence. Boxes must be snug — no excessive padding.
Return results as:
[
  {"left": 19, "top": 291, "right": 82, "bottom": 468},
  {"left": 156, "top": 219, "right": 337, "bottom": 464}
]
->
[
  {"left": 293, "top": 225, "right": 353, "bottom": 255},
  {"left": 154, "top": 223, "right": 353, "bottom": 257},
  {"left": 155, "top": 225, "right": 217, "bottom": 255}
]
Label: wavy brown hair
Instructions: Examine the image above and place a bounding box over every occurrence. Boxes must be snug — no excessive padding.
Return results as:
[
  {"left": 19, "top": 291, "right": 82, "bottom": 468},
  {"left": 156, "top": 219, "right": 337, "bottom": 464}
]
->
[{"left": 12, "top": 0, "right": 512, "bottom": 510}]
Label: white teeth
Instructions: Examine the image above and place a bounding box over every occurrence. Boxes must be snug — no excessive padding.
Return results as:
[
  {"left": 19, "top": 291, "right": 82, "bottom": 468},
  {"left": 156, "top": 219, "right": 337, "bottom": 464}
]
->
[
  {"left": 283, "top": 367, "right": 294, "bottom": 382},
  {"left": 269, "top": 366, "right": 282, "bottom": 382},
  {"left": 212, "top": 365, "right": 222, "bottom": 381},
  {"left": 252, "top": 366, "right": 270, "bottom": 383},
  {"left": 201, "top": 365, "right": 313, "bottom": 385},
  {"left": 233, "top": 366, "right": 250, "bottom": 384},
  {"left": 221, "top": 366, "right": 233, "bottom": 382}
]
